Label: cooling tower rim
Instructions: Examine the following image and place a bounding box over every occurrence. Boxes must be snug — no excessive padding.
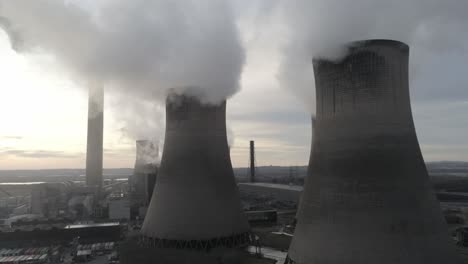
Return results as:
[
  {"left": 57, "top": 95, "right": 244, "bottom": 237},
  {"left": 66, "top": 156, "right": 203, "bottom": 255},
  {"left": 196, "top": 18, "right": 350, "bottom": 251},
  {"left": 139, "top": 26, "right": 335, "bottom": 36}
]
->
[
  {"left": 312, "top": 39, "right": 409, "bottom": 64},
  {"left": 166, "top": 92, "right": 226, "bottom": 109},
  {"left": 349, "top": 39, "right": 409, "bottom": 49}
]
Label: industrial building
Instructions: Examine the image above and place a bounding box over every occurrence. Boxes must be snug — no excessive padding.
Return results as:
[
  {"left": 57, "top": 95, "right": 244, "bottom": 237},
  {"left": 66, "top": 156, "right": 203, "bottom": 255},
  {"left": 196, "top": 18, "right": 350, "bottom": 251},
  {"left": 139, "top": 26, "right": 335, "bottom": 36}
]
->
[
  {"left": 108, "top": 196, "right": 130, "bottom": 220},
  {"left": 0, "top": 182, "right": 71, "bottom": 221},
  {"left": 286, "top": 39, "right": 460, "bottom": 264},
  {"left": 0, "top": 222, "right": 122, "bottom": 247}
]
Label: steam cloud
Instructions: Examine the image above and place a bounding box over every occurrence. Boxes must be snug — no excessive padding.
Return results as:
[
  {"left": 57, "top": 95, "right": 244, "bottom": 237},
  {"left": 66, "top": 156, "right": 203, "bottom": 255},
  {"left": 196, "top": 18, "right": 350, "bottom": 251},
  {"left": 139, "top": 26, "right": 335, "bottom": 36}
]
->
[
  {"left": 276, "top": 0, "right": 468, "bottom": 112},
  {"left": 2, "top": 0, "right": 468, "bottom": 135},
  {"left": 135, "top": 140, "right": 160, "bottom": 166},
  {"left": 0, "top": 0, "right": 245, "bottom": 139}
]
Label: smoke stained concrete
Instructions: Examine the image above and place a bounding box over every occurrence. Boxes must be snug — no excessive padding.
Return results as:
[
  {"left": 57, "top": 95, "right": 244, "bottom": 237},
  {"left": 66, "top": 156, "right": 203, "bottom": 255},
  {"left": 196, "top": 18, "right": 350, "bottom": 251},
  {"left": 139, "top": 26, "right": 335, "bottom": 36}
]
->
[{"left": 141, "top": 94, "right": 250, "bottom": 245}]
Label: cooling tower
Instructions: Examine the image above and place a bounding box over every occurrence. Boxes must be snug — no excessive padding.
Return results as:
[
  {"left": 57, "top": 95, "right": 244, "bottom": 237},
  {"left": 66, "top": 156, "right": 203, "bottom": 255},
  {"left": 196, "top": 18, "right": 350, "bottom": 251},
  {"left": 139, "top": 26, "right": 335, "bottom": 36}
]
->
[
  {"left": 130, "top": 140, "right": 158, "bottom": 218},
  {"left": 287, "top": 40, "right": 460, "bottom": 264},
  {"left": 85, "top": 86, "right": 104, "bottom": 189},
  {"left": 134, "top": 140, "right": 159, "bottom": 172},
  {"left": 141, "top": 94, "right": 250, "bottom": 250}
]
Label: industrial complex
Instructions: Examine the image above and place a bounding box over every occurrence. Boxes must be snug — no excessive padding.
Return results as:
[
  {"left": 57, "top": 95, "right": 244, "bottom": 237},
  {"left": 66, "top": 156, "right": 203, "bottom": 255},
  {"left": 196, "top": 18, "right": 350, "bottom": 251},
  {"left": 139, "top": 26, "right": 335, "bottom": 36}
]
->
[{"left": 2, "top": 39, "right": 468, "bottom": 264}]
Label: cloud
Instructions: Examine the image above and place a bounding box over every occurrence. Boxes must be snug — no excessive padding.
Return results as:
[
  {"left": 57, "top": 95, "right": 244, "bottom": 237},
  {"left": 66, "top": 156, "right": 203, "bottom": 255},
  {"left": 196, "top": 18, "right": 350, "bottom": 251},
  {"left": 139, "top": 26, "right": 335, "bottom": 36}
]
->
[
  {"left": 0, "top": 0, "right": 245, "bottom": 143},
  {"left": 1, "top": 136, "right": 23, "bottom": 140},
  {"left": 0, "top": 16, "right": 22, "bottom": 50},
  {"left": 103, "top": 148, "right": 133, "bottom": 159},
  {"left": 411, "top": 53, "right": 468, "bottom": 102},
  {"left": 272, "top": 0, "right": 468, "bottom": 111},
  {"left": 0, "top": 0, "right": 245, "bottom": 103},
  {"left": 230, "top": 110, "right": 309, "bottom": 125},
  {"left": 0, "top": 149, "right": 81, "bottom": 159}
]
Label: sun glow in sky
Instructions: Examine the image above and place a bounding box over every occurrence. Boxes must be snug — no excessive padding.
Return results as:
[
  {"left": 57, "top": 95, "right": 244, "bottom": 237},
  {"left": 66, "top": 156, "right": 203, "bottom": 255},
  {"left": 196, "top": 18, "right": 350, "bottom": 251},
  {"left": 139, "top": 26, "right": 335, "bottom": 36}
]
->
[
  {"left": 1, "top": 1, "right": 468, "bottom": 170},
  {"left": 0, "top": 29, "right": 311, "bottom": 170},
  {"left": 0, "top": 31, "right": 140, "bottom": 169}
]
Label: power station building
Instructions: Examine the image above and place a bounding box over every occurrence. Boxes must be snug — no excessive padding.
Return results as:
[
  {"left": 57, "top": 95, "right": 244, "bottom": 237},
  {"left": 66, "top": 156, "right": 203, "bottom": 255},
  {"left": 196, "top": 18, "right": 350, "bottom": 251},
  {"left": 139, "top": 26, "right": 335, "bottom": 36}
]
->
[
  {"left": 141, "top": 94, "right": 250, "bottom": 252},
  {"left": 287, "top": 40, "right": 460, "bottom": 264}
]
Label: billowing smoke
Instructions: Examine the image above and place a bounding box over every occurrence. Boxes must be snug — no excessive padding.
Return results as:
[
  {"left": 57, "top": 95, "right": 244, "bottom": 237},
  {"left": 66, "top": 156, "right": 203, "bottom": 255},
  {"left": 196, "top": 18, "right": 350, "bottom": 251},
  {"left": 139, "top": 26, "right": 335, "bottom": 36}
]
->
[
  {"left": 114, "top": 95, "right": 165, "bottom": 143},
  {"left": 135, "top": 140, "right": 160, "bottom": 166},
  {"left": 0, "top": 16, "right": 22, "bottom": 50},
  {"left": 276, "top": 0, "right": 468, "bottom": 112},
  {"left": 0, "top": 0, "right": 245, "bottom": 139}
]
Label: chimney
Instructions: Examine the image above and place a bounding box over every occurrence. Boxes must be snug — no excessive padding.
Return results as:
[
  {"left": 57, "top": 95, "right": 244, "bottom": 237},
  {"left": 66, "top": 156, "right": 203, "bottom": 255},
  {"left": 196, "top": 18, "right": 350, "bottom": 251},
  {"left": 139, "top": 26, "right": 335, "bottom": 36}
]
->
[
  {"left": 287, "top": 40, "right": 459, "bottom": 264},
  {"left": 141, "top": 94, "right": 250, "bottom": 251},
  {"left": 249, "top": 140, "right": 255, "bottom": 183},
  {"left": 85, "top": 85, "right": 103, "bottom": 190}
]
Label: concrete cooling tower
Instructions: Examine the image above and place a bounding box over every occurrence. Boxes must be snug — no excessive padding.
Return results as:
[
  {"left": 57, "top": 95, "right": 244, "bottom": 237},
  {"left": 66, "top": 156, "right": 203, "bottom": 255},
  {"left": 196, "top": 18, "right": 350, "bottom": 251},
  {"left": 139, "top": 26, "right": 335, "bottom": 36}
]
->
[
  {"left": 134, "top": 140, "right": 159, "bottom": 201},
  {"left": 141, "top": 94, "right": 250, "bottom": 251},
  {"left": 130, "top": 140, "right": 158, "bottom": 219},
  {"left": 287, "top": 40, "right": 460, "bottom": 264}
]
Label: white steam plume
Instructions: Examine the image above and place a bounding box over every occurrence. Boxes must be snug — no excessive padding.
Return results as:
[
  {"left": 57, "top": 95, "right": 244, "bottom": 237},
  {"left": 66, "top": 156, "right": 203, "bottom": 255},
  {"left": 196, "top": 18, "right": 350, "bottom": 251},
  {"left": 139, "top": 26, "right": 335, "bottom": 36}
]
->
[
  {"left": 135, "top": 139, "right": 160, "bottom": 166},
  {"left": 276, "top": 0, "right": 468, "bottom": 112},
  {"left": 0, "top": 0, "right": 245, "bottom": 139}
]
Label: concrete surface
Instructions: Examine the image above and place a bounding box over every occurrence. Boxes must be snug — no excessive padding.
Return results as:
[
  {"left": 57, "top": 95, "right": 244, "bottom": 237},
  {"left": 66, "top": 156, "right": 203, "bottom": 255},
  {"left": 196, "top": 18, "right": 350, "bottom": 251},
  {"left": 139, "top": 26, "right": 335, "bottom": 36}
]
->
[{"left": 289, "top": 39, "right": 461, "bottom": 264}]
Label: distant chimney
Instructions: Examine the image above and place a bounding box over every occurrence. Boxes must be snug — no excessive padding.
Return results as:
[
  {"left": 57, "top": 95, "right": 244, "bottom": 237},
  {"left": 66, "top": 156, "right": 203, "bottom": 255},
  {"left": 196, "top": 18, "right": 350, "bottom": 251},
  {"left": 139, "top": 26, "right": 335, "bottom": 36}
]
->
[
  {"left": 249, "top": 140, "right": 255, "bottom": 183},
  {"left": 85, "top": 85, "right": 103, "bottom": 190}
]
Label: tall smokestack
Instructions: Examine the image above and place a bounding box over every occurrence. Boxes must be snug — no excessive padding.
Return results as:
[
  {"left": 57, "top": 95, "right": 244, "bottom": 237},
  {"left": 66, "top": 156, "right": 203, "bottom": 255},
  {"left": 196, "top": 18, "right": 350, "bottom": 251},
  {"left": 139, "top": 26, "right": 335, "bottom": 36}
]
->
[
  {"left": 287, "top": 40, "right": 459, "bottom": 264},
  {"left": 249, "top": 140, "right": 255, "bottom": 183},
  {"left": 85, "top": 85, "right": 104, "bottom": 190},
  {"left": 141, "top": 94, "right": 250, "bottom": 251}
]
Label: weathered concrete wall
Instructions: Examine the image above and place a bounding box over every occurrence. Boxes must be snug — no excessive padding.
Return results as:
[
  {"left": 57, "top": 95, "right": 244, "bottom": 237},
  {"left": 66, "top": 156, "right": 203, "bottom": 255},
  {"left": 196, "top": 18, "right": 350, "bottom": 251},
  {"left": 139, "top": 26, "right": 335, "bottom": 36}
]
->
[
  {"left": 142, "top": 95, "right": 249, "bottom": 242},
  {"left": 289, "top": 40, "right": 461, "bottom": 264}
]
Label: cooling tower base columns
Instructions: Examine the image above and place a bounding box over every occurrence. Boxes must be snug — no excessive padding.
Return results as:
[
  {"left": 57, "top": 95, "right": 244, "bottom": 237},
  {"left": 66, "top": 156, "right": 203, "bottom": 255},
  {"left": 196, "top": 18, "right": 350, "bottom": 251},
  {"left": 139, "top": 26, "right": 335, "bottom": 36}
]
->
[
  {"left": 119, "top": 236, "right": 273, "bottom": 264},
  {"left": 140, "top": 232, "right": 252, "bottom": 251}
]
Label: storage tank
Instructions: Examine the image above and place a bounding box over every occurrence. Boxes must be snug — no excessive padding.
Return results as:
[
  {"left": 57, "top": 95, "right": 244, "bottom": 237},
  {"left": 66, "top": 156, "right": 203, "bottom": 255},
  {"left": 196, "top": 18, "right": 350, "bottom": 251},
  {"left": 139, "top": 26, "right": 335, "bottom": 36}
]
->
[{"left": 287, "top": 39, "right": 460, "bottom": 264}]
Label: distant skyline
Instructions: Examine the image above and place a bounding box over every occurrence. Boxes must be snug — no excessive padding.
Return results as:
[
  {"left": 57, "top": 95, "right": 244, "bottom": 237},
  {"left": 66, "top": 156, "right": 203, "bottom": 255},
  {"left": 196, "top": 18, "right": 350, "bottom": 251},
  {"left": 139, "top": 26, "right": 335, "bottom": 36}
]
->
[{"left": 1, "top": 1, "right": 468, "bottom": 170}]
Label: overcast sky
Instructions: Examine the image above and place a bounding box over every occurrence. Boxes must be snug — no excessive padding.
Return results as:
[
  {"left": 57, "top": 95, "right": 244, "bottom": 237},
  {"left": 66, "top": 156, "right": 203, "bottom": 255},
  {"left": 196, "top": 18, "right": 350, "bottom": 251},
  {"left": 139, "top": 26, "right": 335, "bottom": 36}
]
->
[{"left": 0, "top": 0, "right": 467, "bottom": 170}]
